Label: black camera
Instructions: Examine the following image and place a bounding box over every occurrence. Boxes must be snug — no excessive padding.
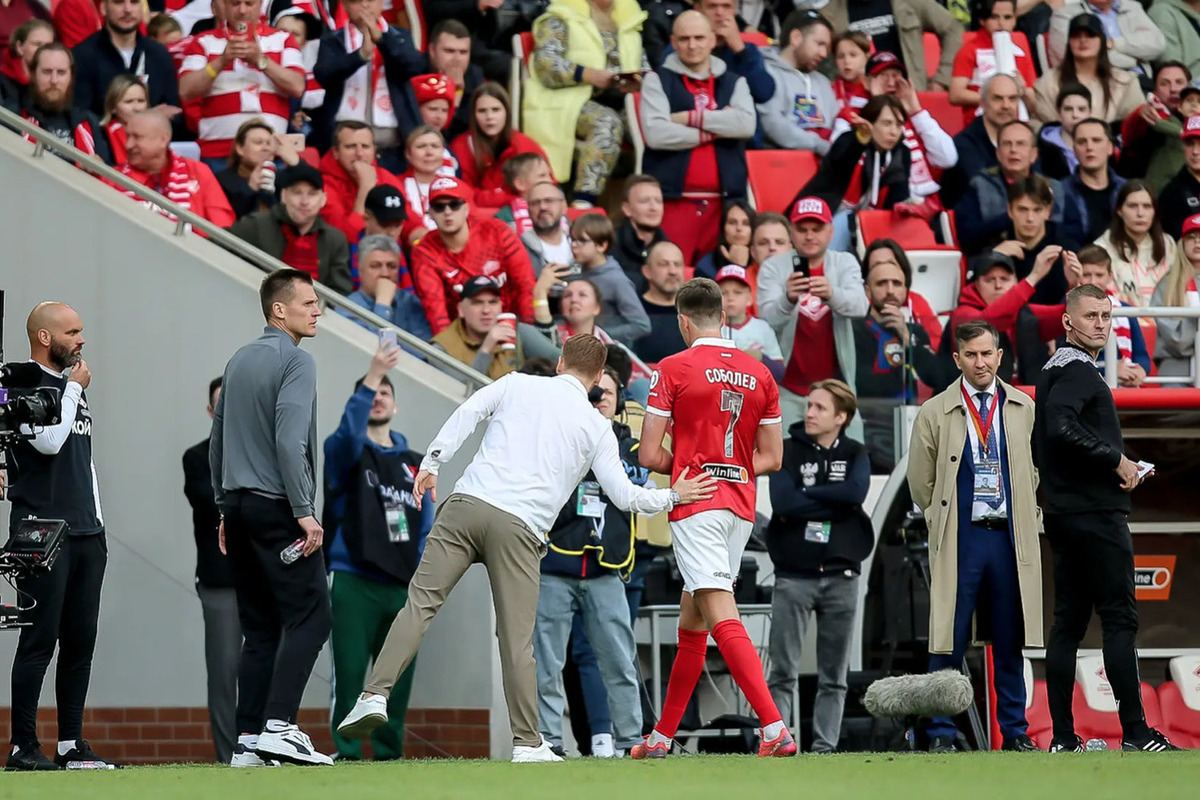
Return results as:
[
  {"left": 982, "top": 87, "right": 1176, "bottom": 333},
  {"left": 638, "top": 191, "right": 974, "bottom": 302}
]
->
[{"left": 0, "top": 362, "right": 63, "bottom": 447}]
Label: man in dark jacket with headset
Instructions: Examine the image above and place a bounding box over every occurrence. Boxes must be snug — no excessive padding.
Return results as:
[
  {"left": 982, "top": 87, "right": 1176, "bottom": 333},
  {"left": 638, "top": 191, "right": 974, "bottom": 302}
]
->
[
  {"left": 322, "top": 340, "right": 433, "bottom": 761},
  {"left": 534, "top": 367, "right": 646, "bottom": 758},
  {"left": 765, "top": 379, "right": 874, "bottom": 753}
]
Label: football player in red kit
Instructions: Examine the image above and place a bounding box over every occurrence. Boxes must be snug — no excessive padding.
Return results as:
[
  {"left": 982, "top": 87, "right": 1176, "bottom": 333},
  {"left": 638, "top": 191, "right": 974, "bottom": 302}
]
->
[{"left": 635, "top": 277, "right": 794, "bottom": 758}]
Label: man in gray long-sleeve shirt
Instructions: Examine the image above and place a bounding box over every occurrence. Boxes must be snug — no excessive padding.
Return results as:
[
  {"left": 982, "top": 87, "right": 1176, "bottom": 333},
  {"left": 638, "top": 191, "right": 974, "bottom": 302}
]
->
[{"left": 209, "top": 268, "right": 334, "bottom": 768}]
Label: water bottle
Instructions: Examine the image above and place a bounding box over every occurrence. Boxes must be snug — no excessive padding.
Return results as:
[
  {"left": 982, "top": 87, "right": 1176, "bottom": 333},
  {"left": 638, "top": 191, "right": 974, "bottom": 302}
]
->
[
  {"left": 1085, "top": 738, "right": 1108, "bottom": 751},
  {"left": 280, "top": 538, "right": 306, "bottom": 565}
]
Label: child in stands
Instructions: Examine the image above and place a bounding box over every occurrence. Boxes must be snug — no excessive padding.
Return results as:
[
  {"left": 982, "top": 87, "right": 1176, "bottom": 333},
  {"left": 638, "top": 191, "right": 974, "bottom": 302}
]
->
[
  {"left": 832, "top": 31, "right": 870, "bottom": 115},
  {"left": 496, "top": 152, "right": 553, "bottom": 235},
  {"left": 717, "top": 264, "right": 783, "bottom": 381}
]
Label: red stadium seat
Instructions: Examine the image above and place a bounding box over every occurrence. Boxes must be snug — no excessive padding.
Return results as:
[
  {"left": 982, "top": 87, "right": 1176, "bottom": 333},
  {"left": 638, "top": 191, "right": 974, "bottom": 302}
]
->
[
  {"left": 565, "top": 206, "right": 607, "bottom": 221},
  {"left": 1072, "top": 656, "right": 1163, "bottom": 749},
  {"left": 918, "top": 91, "right": 965, "bottom": 138},
  {"left": 857, "top": 209, "right": 939, "bottom": 249},
  {"left": 745, "top": 150, "right": 819, "bottom": 214},
  {"left": 857, "top": 210, "right": 962, "bottom": 313},
  {"left": 740, "top": 31, "right": 771, "bottom": 47},
  {"left": 923, "top": 32, "right": 941, "bottom": 83},
  {"left": 1158, "top": 657, "right": 1200, "bottom": 749},
  {"left": 1139, "top": 318, "right": 1158, "bottom": 376}
]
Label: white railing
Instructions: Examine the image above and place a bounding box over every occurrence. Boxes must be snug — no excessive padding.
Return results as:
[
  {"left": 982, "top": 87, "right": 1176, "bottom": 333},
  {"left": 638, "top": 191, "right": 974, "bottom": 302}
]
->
[
  {"left": 1104, "top": 306, "right": 1200, "bottom": 389},
  {"left": 0, "top": 105, "right": 491, "bottom": 394}
]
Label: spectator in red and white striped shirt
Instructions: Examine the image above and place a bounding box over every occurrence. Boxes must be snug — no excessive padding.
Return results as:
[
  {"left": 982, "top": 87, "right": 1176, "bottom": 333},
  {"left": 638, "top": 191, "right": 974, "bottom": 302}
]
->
[
  {"left": 177, "top": 0, "right": 305, "bottom": 166},
  {"left": 410, "top": 175, "right": 536, "bottom": 334}
]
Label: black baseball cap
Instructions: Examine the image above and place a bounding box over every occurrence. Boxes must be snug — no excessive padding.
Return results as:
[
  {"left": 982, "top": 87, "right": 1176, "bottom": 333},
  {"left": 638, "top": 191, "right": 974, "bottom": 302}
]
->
[
  {"left": 1068, "top": 13, "right": 1105, "bottom": 38},
  {"left": 365, "top": 185, "right": 406, "bottom": 223},
  {"left": 460, "top": 275, "right": 502, "bottom": 299},
  {"left": 967, "top": 252, "right": 1016, "bottom": 282},
  {"left": 276, "top": 162, "right": 323, "bottom": 191}
]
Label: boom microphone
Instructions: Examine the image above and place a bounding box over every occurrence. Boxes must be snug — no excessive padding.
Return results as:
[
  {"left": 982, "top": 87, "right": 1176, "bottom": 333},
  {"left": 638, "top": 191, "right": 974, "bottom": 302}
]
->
[{"left": 863, "top": 670, "right": 975, "bottom": 719}]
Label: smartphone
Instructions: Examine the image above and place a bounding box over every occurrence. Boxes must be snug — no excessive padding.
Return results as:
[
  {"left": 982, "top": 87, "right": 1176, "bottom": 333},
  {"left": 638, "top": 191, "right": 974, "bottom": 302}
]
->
[
  {"left": 792, "top": 254, "right": 809, "bottom": 277},
  {"left": 281, "top": 133, "right": 305, "bottom": 152},
  {"left": 379, "top": 328, "right": 398, "bottom": 350}
]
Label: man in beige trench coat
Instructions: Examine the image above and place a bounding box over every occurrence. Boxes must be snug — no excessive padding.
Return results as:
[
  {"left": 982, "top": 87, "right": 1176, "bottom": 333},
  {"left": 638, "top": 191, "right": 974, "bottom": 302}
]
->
[{"left": 908, "top": 319, "right": 1044, "bottom": 753}]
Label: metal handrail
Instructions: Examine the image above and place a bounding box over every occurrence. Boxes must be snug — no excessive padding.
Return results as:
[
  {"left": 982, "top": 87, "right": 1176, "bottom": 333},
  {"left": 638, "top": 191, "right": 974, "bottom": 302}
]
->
[
  {"left": 0, "top": 105, "right": 491, "bottom": 394},
  {"left": 1104, "top": 306, "right": 1200, "bottom": 389}
]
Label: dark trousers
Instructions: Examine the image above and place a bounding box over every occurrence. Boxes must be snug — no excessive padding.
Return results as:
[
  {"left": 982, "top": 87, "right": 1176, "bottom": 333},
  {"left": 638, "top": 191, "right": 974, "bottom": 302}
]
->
[
  {"left": 9, "top": 533, "right": 107, "bottom": 747},
  {"left": 927, "top": 524, "right": 1027, "bottom": 740},
  {"left": 197, "top": 583, "right": 242, "bottom": 762},
  {"left": 224, "top": 492, "right": 331, "bottom": 733},
  {"left": 1044, "top": 511, "right": 1145, "bottom": 741}
]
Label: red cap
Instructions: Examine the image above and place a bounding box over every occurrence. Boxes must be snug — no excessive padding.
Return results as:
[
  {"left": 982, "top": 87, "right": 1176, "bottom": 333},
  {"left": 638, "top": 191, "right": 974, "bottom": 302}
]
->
[
  {"left": 428, "top": 176, "right": 472, "bottom": 204},
  {"left": 411, "top": 73, "right": 457, "bottom": 107},
  {"left": 1183, "top": 214, "right": 1200, "bottom": 237},
  {"left": 789, "top": 196, "right": 832, "bottom": 225},
  {"left": 1183, "top": 115, "right": 1200, "bottom": 140},
  {"left": 714, "top": 265, "right": 751, "bottom": 286},
  {"left": 866, "top": 51, "right": 907, "bottom": 78}
]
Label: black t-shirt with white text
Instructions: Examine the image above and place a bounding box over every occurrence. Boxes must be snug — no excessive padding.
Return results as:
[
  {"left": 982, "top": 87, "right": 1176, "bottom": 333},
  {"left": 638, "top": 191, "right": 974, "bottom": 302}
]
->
[
  {"left": 848, "top": 0, "right": 903, "bottom": 62},
  {"left": 8, "top": 366, "right": 103, "bottom": 536}
]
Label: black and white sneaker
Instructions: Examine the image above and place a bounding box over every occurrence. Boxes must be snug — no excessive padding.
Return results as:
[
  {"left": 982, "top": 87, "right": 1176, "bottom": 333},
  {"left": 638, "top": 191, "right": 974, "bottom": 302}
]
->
[
  {"left": 5, "top": 743, "right": 61, "bottom": 771},
  {"left": 230, "top": 743, "right": 280, "bottom": 767},
  {"left": 256, "top": 725, "right": 333, "bottom": 766},
  {"left": 1048, "top": 736, "right": 1085, "bottom": 753},
  {"left": 1122, "top": 728, "right": 1181, "bottom": 752},
  {"left": 53, "top": 740, "right": 121, "bottom": 770}
]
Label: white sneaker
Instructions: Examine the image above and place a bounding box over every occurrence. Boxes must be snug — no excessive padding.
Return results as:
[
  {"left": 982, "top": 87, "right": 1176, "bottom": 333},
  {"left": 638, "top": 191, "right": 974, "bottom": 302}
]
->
[
  {"left": 336, "top": 692, "right": 389, "bottom": 740},
  {"left": 255, "top": 725, "right": 333, "bottom": 766},
  {"left": 591, "top": 734, "right": 615, "bottom": 758},
  {"left": 511, "top": 738, "right": 565, "bottom": 763},
  {"left": 230, "top": 743, "right": 279, "bottom": 768}
]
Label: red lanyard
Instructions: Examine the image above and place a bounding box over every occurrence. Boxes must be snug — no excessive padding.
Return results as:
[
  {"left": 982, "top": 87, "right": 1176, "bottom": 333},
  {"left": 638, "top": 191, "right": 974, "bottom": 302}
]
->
[{"left": 962, "top": 383, "right": 998, "bottom": 456}]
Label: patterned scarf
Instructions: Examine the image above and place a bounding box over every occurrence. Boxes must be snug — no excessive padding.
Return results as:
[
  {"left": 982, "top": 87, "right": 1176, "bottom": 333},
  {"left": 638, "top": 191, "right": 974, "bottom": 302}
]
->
[
  {"left": 117, "top": 150, "right": 197, "bottom": 219},
  {"left": 1107, "top": 290, "right": 1133, "bottom": 364}
]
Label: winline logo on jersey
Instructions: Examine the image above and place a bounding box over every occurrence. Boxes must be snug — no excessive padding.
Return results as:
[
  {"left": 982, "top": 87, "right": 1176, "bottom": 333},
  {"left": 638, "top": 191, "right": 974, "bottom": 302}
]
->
[{"left": 702, "top": 463, "right": 748, "bottom": 484}]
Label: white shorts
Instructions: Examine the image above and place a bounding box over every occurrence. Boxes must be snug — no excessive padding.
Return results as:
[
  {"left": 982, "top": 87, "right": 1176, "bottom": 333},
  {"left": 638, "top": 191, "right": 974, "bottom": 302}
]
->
[{"left": 669, "top": 509, "right": 754, "bottom": 594}]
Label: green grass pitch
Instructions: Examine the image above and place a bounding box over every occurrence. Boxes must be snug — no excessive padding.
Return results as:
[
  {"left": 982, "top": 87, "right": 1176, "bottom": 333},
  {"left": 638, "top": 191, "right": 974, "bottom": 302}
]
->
[{"left": 4, "top": 752, "right": 1200, "bottom": 800}]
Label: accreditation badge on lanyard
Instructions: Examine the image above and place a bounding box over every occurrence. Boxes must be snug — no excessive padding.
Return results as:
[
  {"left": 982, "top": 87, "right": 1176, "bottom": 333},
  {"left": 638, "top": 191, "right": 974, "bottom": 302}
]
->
[{"left": 962, "top": 385, "right": 1003, "bottom": 509}]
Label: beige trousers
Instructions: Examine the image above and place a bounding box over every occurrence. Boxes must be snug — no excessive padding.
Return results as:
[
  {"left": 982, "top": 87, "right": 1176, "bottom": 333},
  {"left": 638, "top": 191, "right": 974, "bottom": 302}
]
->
[{"left": 364, "top": 494, "right": 546, "bottom": 748}]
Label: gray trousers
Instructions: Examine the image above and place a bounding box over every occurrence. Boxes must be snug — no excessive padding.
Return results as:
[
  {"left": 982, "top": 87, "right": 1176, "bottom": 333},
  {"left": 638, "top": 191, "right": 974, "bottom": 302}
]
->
[
  {"left": 534, "top": 573, "right": 643, "bottom": 750},
  {"left": 197, "top": 583, "right": 242, "bottom": 763},
  {"left": 767, "top": 572, "right": 860, "bottom": 753}
]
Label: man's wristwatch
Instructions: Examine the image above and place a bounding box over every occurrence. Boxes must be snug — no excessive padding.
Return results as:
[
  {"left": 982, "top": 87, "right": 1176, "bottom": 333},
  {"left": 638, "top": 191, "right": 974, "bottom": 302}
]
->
[
  {"left": 257, "top": 55, "right": 270, "bottom": 70},
  {"left": 668, "top": 489, "right": 681, "bottom": 506}
]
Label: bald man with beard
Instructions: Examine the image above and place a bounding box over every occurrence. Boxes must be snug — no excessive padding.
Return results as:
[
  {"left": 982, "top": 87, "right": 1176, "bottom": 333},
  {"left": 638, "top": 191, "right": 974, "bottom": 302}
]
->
[
  {"left": 6, "top": 303, "right": 117, "bottom": 771},
  {"left": 111, "top": 109, "right": 235, "bottom": 228}
]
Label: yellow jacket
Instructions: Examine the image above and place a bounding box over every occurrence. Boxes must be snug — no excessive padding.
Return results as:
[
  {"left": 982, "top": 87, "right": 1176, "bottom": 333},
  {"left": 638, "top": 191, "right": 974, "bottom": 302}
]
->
[{"left": 522, "top": 0, "right": 646, "bottom": 179}]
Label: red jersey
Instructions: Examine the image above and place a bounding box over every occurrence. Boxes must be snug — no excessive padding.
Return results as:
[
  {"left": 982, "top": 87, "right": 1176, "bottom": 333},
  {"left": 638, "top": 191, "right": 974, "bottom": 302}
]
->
[
  {"left": 647, "top": 338, "right": 781, "bottom": 524},
  {"left": 410, "top": 216, "right": 536, "bottom": 334}
]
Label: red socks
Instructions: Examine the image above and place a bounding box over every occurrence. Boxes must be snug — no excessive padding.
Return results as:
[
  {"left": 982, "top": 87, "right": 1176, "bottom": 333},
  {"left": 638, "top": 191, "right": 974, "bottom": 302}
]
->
[
  {"left": 655, "top": 628, "right": 709, "bottom": 739},
  {"left": 711, "top": 619, "right": 783, "bottom": 728}
]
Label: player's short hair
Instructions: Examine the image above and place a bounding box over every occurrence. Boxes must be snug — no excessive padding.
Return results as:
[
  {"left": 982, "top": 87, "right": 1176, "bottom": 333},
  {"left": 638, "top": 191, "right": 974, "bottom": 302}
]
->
[
  {"left": 1076, "top": 244, "right": 1112, "bottom": 271},
  {"left": 809, "top": 379, "right": 857, "bottom": 429},
  {"left": 562, "top": 334, "right": 609, "bottom": 377},
  {"left": 1066, "top": 282, "right": 1111, "bottom": 313},
  {"left": 259, "top": 268, "right": 314, "bottom": 322},
  {"left": 519, "top": 357, "right": 557, "bottom": 376},
  {"left": 675, "top": 277, "right": 723, "bottom": 330},
  {"left": 955, "top": 319, "right": 1001, "bottom": 352}
]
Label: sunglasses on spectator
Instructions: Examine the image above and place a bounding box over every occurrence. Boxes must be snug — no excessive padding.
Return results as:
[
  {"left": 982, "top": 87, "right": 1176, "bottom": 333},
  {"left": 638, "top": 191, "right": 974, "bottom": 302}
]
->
[{"left": 430, "top": 199, "right": 466, "bottom": 213}]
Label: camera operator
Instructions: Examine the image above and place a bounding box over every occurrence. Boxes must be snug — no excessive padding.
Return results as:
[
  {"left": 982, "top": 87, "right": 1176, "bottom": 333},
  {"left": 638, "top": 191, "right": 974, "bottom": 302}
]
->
[
  {"left": 765, "top": 379, "right": 873, "bottom": 753},
  {"left": 323, "top": 341, "right": 433, "bottom": 762},
  {"left": 907, "top": 320, "right": 1043, "bottom": 753},
  {"left": 6, "top": 302, "right": 115, "bottom": 771}
]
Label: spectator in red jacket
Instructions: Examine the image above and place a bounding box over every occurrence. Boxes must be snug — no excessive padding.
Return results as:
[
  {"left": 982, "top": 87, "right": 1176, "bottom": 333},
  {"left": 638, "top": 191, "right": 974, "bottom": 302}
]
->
[
  {"left": 0, "top": 18, "right": 52, "bottom": 105},
  {"left": 397, "top": 124, "right": 456, "bottom": 248},
  {"left": 100, "top": 73, "right": 147, "bottom": 165},
  {"left": 49, "top": 0, "right": 100, "bottom": 50},
  {"left": 449, "top": 82, "right": 550, "bottom": 212},
  {"left": 410, "top": 176, "right": 536, "bottom": 334},
  {"left": 0, "top": 0, "right": 50, "bottom": 54},
  {"left": 319, "top": 119, "right": 403, "bottom": 243},
  {"left": 114, "top": 109, "right": 236, "bottom": 229}
]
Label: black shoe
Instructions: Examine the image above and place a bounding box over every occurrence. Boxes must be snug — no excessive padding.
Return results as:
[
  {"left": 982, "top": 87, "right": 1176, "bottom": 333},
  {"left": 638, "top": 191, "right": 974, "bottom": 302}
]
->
[
  {"left": 549, "top": 744, "right": 566, "bottom": 759},
  {"left": 1048, "top": 735, "right": 1085, "bottom": 753},
  {"left": 1122, "top": 728, "right": 1181, "bottom": 752},
  {"left": 928, "top": 735, "right": 956, "bottom": 753},
  {"left": 5, "top": 743, "right": 61, "bottom": 771},
  {"left": 1002, "top": 734, "right": 1040, "bottom": 752},
  {"left": 53, "top": 740, "right": 121, "bottom": 769}
]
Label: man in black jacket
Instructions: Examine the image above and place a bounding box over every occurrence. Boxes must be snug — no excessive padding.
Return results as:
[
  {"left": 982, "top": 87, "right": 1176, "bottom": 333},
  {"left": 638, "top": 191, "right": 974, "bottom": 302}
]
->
[
  {"left": 1034, "top": 284, "right": 1178, "bottom": 753},
  {"left": 397, "top": 19, "right": 485, "bottom": 143},
  {"left": 12, "top": 44, "right": 113, "bottom": 165},
  {"left": 311, "top": 0, "right": 425, "bottom": 160},
  {"left": 420, "top": 0, "right": 510, "bottom": 84},
  {"left": 765, "top": 379, "right": 873, "bottom": 752},
  {"left": 72, "top": 0, "right": 183, "bottom": 135},
  {"left": 614, "top": 175, "right": 670, "bottom": 290},
  {"left": 182, "top": 376, "right": 241, "bottom": 765}
]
